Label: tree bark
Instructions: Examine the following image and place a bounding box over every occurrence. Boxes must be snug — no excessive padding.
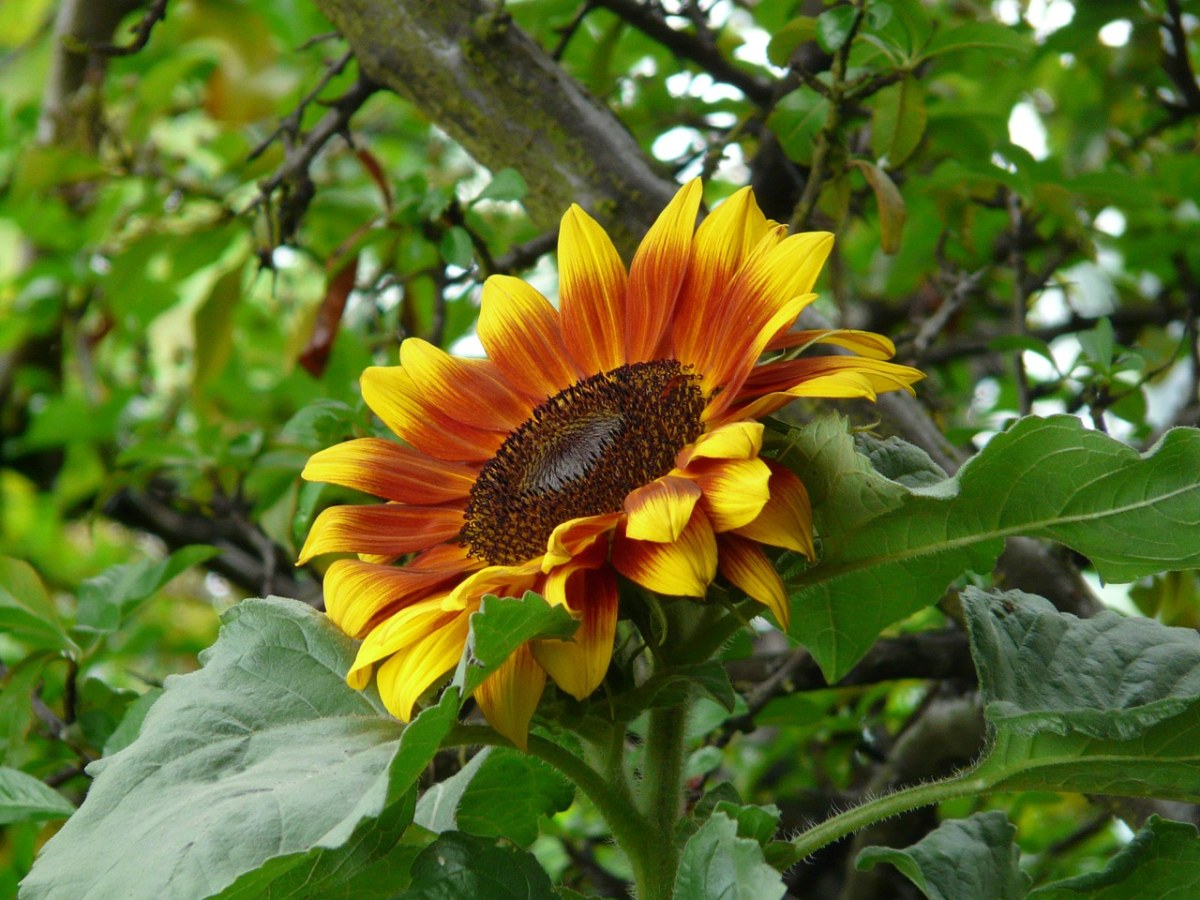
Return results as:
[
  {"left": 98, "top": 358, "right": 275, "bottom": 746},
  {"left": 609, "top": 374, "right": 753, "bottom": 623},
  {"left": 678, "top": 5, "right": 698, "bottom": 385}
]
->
[{"left": 310, "top": 0, "right": 676, "bottom": 256}]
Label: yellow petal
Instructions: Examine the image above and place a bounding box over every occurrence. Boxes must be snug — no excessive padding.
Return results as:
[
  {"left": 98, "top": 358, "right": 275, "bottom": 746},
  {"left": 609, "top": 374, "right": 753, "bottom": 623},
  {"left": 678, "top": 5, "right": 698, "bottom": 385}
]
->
[
  {"left": 676, "top": 421, "right": 764, "bottom": 468},
  {"left": 623, "top": 475, "right": 701, "bottom": 542},
  {"left": 717, "top": 534, "right": 790, "bottom": 629},
  {"left": 671, "top": 187, "right": 771, "bottom": 367},
  {"left": 689, "top": 457, "right": 771, "bottom": 532},
  {"left": 559, "top": 204, "right": 628, "bottom": 373},
  {"left": 533, "top": 564, "right": 618, "bottom": 700},
  {"left": 302, "top": 438, "right": 477, "bottom": 505},
  {"left": 611, "top": 508, "right": 717, "bottom": 597},
  {"left": 474, "top": 642, "right": 547, "bottom": 752},
  {"left": 297, "top": 504, "right": 464, "bottom": 564},
  {"left": 348, "top": 597, "right": 459, "bottom": 693},
  {"left": 373, "top": 609, "right": 470, "bottom": 720},
  {"left": 445, "top": 561, "right": 542, "bottom": 609},
  {"left": 543, "top": 513, "right": 621, "bottom": 571},
  {"left": 766, "top": 328, "right": 896, "bottom": 359},
  {"left": 734, "top": 463, "right": 815, "bottom": 559},
  {"left": 478, "top": 275, "right": 579, "bottom": 402},
  {"left": 361, "top": 366, "right": 501, "bottom": 461},
  {"left": 399, "top": 338, "right": 531, "bottom": 431},
  {"left": 625, "top": 179, "right": 702, "bottom": 362},
  {"left": 323, "top": 555, "right": 472, "bottom": 638}
]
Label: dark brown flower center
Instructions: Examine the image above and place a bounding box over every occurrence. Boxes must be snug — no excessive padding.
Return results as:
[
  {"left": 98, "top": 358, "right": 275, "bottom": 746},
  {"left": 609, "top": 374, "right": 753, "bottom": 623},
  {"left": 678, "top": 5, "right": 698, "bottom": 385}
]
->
[{"left": 462, "top": 359, "right": 705, "bottom": 565}]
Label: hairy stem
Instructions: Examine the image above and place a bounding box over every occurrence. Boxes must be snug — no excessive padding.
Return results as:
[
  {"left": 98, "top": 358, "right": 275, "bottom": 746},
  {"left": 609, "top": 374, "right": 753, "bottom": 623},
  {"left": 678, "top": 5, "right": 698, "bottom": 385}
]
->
[{"left": 779, "top": 770, "right": 991, "bottom": 864}]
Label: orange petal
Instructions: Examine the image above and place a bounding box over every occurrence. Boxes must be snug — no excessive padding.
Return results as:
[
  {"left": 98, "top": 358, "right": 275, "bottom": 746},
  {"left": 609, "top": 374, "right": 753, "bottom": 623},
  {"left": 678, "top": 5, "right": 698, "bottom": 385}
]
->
[
  {"left": 623, "top": 475, "right": 701, "bottom": 543},
  {"left": 361, "top": 366, "right": 503, "bottom": 461},
  {"left": 323, "top": 555, "right": 475, "bottom": 638},
  {"left": 372, "top": 607, "right": 470, "bottom": 720},
  {"left": 533, "top": 564, "right": 618, "bottom": 701},
  {"left": 732, "top": 357, "right": 926, "bottom": 420},
  {"left": 700, "top": 230, "right": 833, "bottom": 392},
  {"left": 625, "top": 179, "right": 702, "bottom": 362},
  {"left": 543, "top": 512, "right": 621, "bottom": 571},
  {"left": 559, "top": 204, "right": 628, "bottom": 373},
  {"left": 445, "top": 560, "right": 542, "bottom": 609},
  {"left": 478, "top": 275, "right": 579, "bottom": 402},
  {"left": 766, "top": 328, "right": 896, "bottom": 359},
  {"left": 717, "top": 534, "right": 790, "bottom": 629},
  {"left": 474, "top": 642, "right": 547, "bottom": 751},
  {"left": 347, "top": 595, "right": 456, "bottom": 688},
  {"left": 399, "top": 338, "right": 532, "bottom": 432},
  {"left": 611, "top": 508, "right": 717, "bottom": 598},
  {"left": 675, "top": 421, "right": 764, "bottom": 468},
  {"left": 733, "top": 463, "right": 815, "bottom": 559},
  {"left": 703, "top": 293, "right": 813, "bottom": 423},
  {"left": 671, "top": 187, "right": 772, "bottom": 367},
  {"left": 297, "top": 504, "right": 464, "bottom": 564},
  {"left": 687, "top": 457, "right": 771, "bottom": 532},
  {"left": 302, "top": 438, "right": 477, "bottom": 505}
]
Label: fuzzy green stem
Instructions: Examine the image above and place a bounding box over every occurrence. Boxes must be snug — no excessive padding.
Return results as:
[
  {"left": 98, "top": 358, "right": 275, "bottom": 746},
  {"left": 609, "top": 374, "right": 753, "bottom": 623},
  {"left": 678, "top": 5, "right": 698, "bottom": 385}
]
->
[
  {"left": 637, "top": 700, "right": 689, "bottom": 900},
  {"left": 780, "top": 770, "right": 991, "bottom": 865},
  {"left": 444, "top": 724, "right": 661, "bottom": 893}
]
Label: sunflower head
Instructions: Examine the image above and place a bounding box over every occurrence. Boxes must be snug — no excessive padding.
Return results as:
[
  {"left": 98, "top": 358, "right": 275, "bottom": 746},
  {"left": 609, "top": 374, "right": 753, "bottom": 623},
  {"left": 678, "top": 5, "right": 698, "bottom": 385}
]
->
[{"left": 298, "top": 179, "right": 924, "bottom": 748}]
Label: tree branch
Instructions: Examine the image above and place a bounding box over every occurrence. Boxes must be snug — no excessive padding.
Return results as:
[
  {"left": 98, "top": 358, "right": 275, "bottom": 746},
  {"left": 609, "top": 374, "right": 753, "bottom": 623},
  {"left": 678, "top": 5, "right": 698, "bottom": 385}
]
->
[
  {"left": 593, "top": 0, "right": 775, "bottom": 106},
  {"left": 309, "top": 0, "right": 676, "bottom": 256}
]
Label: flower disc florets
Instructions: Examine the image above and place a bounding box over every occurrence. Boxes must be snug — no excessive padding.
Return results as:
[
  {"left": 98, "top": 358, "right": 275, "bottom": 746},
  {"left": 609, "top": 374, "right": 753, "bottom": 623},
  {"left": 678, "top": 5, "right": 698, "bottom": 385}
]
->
[{"left": 462, "top": 359, "right": 704, "bottom": 565}]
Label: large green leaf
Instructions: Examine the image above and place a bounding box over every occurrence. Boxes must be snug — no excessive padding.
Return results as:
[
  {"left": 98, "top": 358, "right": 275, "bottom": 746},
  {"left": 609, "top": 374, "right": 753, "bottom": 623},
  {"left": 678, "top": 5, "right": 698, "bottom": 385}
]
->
[
  {"left": 20, "top": 598, "right": 457, "bottom": 900},
  {"left": 674, "top": 811, "right": 786, "bottom": 900},
  {"left": 786, "top": 415, "right": 1200, "bottom": 680},
  {"left": 1029, "top": 817, "right": 1200, "bottom": 899},
  {"left": 857, "top": 811, "right": 1029, "bottom": 900},
  {"left": 964, "top": 588, "right": 1200, "bottom": 802}
]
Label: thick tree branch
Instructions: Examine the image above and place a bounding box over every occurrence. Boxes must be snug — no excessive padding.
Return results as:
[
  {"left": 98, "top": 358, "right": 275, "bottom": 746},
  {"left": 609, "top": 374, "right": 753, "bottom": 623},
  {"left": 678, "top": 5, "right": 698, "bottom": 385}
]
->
[{"left": 309, "top": 0, "right": 676, "bottom": 256}]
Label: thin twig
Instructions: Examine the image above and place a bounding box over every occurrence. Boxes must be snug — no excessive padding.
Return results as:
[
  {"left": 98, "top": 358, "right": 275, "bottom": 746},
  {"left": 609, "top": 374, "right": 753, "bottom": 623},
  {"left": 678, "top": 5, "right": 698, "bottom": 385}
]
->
[{"left": 86, "top": 0, "right": 169, "bottom": 56}]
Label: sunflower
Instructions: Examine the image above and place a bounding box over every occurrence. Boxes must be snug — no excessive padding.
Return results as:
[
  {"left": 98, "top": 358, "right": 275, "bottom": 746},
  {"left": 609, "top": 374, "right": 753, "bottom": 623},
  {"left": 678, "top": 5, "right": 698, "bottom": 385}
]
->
[{"left": 298, "top": 180, "right": 924, "bottom": 748}]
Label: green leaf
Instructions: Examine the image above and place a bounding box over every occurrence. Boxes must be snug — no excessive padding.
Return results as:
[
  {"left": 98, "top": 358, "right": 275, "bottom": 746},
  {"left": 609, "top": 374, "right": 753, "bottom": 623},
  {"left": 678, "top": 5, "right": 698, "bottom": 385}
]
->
[
  {"left": 965, "top": 587, "right": 1200, "bottom": 740},
  {"left": 21, "top": 598, "right": 458, "bottom": 900},
  {"left": 852, "top": 432, "right": 946, "bottom": 488},
  {"left": 857, "top": 811, "right": 1030, "bottom": 900},
  {"left": 921, "top": 21, "right": 1031, "bottom": 60},
  {"left": 456, "top": 748, "right": 574, "bottom": 846},
  {"left": 674, "top": 811, "right": 786, "bottom": 900},
  {"left": 1029, "top": 817, "right": 1200, "bottom": 898},
  {"left": 766, "top": 16, "right": 817, "bottom": 67},
  {"left": 452, "top": 592, "right": 578, "bottom": 698},
  {"left": 1076, "top": 316, "right": 1115, "bottom": 370},
  {"left": 767, "top": 92, "right": 830, "bottom": 166},
  {"left": 607, "top": 660, "right": 737, "bottom": 720},
  {"left": 0, "top": 557, "right": 74, "bottom": 653},
  {"left": 871, "top": 76, "right": 926, "bottom": 166},
  {"left": 816, "top": 5, "right": 858, "bottom": 53},
  {"left": 786, "top": 415, "right": 1200, "bottom": 681},
  {"left": 964, "top": 588, "right": 1200, "bottom": 802},
  {"left": 404, "top": 831, "right": 555, "bottom": 899},
  {"left": 0, "top": 767, "right": 75, "bottom": 825},
  {"left": 415, "top": 745, "right": 572, "bottom": 847},
  {"left": 849, "top": 160, "right": 906, "bottom": 253},
  {"left": 475, "top": 168, "right": 528, "bottom": 204},
  {"left": 75, "top": 544, "right": 221, "bottom": 634},
  {"left": 101, "top": 687, "right": 162, "bottom": 757},
  {"left": 192, "top": 261, "right": 246, "bottom": 394},
  {"left": 711, "top": 800, "right": 781, "bottom": 847},
  {"left": 439, "top": 225, "right": 475, "bottom": 269}
]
